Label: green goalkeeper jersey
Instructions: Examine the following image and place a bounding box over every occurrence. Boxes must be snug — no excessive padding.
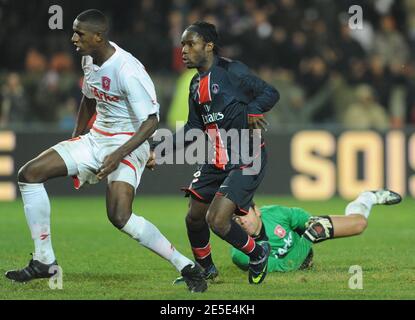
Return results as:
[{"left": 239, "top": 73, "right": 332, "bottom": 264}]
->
[{"left": 231, "top": 205, "right": 313, "bottom": 272}]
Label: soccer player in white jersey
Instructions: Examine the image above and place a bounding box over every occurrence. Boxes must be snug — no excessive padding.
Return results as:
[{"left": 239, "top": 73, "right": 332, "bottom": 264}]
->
[{"left": 5, "top": 9, "right": 207, "bottom": 293}]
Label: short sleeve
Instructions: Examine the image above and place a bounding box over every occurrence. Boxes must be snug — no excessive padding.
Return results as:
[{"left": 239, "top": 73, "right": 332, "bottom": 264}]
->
[
  {"left": 287, "top": 207, "right": 312, "bottom": 232},
  {"left": 120, "top": 65, "right": 160, "bottom": 122}
]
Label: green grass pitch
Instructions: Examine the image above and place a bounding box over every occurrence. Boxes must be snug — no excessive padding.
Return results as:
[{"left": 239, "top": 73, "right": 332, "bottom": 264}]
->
[{"left": 0, "top": 195, "right": 414, "bottom": 300}]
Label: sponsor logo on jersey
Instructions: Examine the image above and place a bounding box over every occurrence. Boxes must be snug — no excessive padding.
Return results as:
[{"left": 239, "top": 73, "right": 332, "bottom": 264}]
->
[
  {"left": 201, "top": 112, "right": 224, "bottom": 125},
  {"left": 274, "top": 225, "right": 286, "bottom": 238},
  {"left": 92, "top": 86, "right": 120, "bottom": 102},
  {"left": 277, "top": 232, "right": 293, "bottom": 257},
  {"left": 102, "top": 76, "right": 111, "bottom": 91}
]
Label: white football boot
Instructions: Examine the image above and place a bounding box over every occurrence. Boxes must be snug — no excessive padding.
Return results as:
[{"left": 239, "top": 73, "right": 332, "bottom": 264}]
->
[{"left": 370, "top": 189, "right": 402, "bottom": 205}]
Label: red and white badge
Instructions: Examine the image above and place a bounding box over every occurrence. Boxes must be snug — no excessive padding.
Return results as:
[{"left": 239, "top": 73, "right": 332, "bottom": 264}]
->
[
  {"left": 274, "top": 225, "right": 286, "bottom": 238},
  {"left": 102, "top": 76, "right": 111, "bottom": 91}
]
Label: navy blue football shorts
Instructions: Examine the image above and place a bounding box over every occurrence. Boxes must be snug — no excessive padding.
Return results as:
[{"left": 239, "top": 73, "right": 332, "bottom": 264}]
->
[{"left": 182, "top": 148, "right": 267, "bottom": 215}]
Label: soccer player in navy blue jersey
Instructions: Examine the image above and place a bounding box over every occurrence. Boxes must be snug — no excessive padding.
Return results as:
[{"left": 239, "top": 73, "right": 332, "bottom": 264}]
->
[{"left": 149, "top": 22, "right": 279, "bottom": 284}]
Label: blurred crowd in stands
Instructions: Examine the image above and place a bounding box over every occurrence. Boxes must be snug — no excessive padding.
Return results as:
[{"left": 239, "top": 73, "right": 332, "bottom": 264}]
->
[{"left": 1, "top": 0, "right": 415, "bottom": 131}]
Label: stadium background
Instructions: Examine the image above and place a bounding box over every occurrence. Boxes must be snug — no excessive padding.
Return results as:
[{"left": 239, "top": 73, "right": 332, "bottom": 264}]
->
[
  {"left": 1, "top": 0, "right": 415, "bottom": 201},
  {"left": 0, "top": 0, "right": 415, "bottom": 300}
]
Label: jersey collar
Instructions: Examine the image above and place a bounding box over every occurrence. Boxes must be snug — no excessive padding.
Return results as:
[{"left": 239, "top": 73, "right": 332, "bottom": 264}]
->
[
  {"left": 92, "top": 41, "right": 119, "bottom": 71},
  {"left": 198, "top": 55, "right": 219, "bottom": 77}
]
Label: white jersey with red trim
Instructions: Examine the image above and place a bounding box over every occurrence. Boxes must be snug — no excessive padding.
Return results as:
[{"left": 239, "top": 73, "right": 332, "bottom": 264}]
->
[{"left": 81, "top": 41, "right": 160, "bottom": 134}]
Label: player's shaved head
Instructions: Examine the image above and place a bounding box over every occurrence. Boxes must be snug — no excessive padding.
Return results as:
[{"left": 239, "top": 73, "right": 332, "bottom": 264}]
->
[
  {"left": 72, "top": 9, "right": 113, "bottom": 58},
  {"left": 76, "top": 9, "right": 109, "bottom": 35}
]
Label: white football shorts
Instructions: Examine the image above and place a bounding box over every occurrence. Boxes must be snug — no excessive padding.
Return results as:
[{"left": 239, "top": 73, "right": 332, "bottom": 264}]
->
[{"left": 51, "top": 127, "right": 149, "bottom": 191}]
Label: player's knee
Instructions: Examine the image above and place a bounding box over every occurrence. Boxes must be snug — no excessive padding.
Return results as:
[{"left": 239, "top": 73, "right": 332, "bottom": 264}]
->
[
  {"left": 18, "top": 162, "right": 44, "bottom": 183},
  {"left": 206, "top": 210, "right": 229, "bottom": 236},
  {"left": 185, "top": 211, "right": 206, "bottom": 230},
  {"left": 185, "top": 213, "right": 196, "bottom": 228},
  {"left": 107, "top": 206, "right": 131, "bottom": 229},
  {"left": 205, "top": 209, "right": 217, "bottom": 228},
  {"left": 209, "top": 223, "right": 228, "bottom": 237},
  {"left": 108, "top": 213, "right": 130, "bottom": 229}
]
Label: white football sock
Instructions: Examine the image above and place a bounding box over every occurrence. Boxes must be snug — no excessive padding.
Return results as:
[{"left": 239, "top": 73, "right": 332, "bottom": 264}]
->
[
  {"left": 18, "top": 182, "right": 56, "bottom": 264},
  {"left": 345, "top": 192, "right": 377, "bottom": 219},
  {"left": 121, "top": 213, "right": 193, "bottom": 272}
]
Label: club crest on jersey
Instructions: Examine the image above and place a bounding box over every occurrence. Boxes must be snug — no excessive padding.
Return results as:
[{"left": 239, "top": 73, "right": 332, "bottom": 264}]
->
[
  {"left": 102, "top": 76, "right": 111, "bottom": 91},
  {"left": 274, "top": 225, "right": 286, "bottom": 238},
  {"left": 211, "top": 83, "right": 220, "bottom": 94}
]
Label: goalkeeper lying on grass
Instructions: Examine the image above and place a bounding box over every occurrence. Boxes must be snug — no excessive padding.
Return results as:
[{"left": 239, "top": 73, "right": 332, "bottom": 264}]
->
[
  {"left": 230, "top": 189, "right": 401, "bottom": 273},
  {"left": 174, "top": 189, "right": 401, "bottom": 284}
]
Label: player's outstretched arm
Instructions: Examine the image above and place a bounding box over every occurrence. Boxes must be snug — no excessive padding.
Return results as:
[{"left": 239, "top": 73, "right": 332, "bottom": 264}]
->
[
  {"left": 303, "top": 190, "right": 402, "bottom": 243},
  {"left": 303, "top": 215, "right": 367, "bottom": 244},
  {"left": 328, "top": 215, "right": 368, "bottom": 238},
  {"left": 303, "top": 214, "right": 369, "bottom": 243},
  {"left": 72, "top": 95, "right": 96, "bottom": 138}
]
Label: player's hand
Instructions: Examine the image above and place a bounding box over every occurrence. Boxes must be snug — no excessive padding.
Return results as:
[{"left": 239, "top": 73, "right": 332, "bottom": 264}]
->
[
  {"left": 97, "top": 151, "right": 124, "bottom": 180},
  {"left": 146, "top": 150, "right": 156, "bottom": 171},
  {"left": 248, "top": 114, "right": 268, "bottom": 131}
]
